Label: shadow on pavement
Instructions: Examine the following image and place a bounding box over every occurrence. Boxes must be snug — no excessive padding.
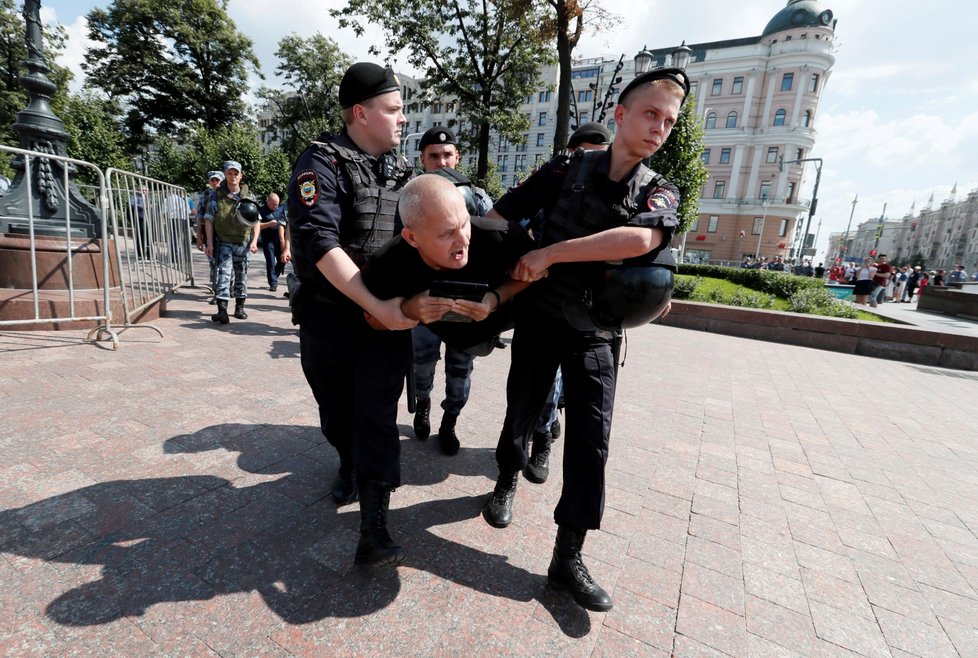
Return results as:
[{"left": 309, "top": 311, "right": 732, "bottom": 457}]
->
[{"left": 0, "top": 423, "right": 589, "bottom": 635}]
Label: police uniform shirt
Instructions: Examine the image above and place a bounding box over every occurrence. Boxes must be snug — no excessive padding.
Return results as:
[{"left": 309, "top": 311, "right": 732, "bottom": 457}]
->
[
  {"left": 287, "top": 130, "right": 405, "bottom": 302},
  {"left": 493, "top": 148, "right": 681, "bottom": 247},
  {"left": 362, "top": 217, "right": 534, "bottom": 348}
]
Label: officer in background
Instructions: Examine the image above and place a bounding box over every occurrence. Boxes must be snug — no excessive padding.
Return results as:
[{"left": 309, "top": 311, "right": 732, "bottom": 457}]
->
[
  {"left": 287, "top": 62, "right": 416, "bottom": 567},
  {"left": 409, "top": 127, "right": 493, "bottom": 457},
  {"left": 196, "top": 170, "right": 224, "bottom": 304},
  {"left": 257, "top": 192, "right": 288, "bottom": 292},
  {"left": 566, "top": 121, "right": 611, "bottom": 152},
  {"left": 481, "top": 67, "right": 688, "bottom": 611}
]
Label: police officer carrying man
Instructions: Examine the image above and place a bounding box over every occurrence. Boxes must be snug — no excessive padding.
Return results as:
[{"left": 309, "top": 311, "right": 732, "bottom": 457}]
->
[
  {"left": 409, "top": 127, "right": 494, "bottom": 456},
  {"left": 480, "top": 67, "right": 688, "bottom": 611},
  {"left": 287, "top": 62, "right": 417, "bottom": 567}
]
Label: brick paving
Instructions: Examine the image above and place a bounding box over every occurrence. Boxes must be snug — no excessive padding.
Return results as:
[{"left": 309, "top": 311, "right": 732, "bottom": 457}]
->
[{"left": 2, "top": 256, "right": 978, "bottom": 656}]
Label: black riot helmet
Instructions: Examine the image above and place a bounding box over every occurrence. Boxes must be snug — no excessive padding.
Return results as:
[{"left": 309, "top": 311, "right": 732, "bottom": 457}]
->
[
  {"left": 564, "top": 264, "right": 674, "bottom": 331},
  {"left": 234, "top": 198, "right": 261, "bottom": 228}
]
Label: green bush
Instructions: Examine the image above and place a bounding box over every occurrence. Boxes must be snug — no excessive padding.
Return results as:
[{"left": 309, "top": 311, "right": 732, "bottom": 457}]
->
[
  {"left": 788, "top": 287, "right": 858, "bottom": 319},
  {"left": 729, "top": 289, "right": 775, "bottom": 309},
  {"left": 678, "top": 264, "right": 822, "bottom": 297},
  {"left": 672, "top": 275, "right": 701, "bottom": 300}
]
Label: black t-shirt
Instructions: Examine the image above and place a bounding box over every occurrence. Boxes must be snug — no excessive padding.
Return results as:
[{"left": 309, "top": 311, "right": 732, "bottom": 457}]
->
[{"left": 363, "top": 217, "right": 535, "bottom": 348}]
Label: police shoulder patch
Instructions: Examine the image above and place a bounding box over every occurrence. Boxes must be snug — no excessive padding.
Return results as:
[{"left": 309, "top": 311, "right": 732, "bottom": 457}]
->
[
  {"left": 647, "top": 186, "right": 678, "bottom": 211},
  {"left": 296, "top": 169, "right": 319, "bottom": 207}
]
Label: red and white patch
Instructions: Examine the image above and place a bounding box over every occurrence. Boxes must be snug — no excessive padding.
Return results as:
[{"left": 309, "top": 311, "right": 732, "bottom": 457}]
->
[
  {"left": 647, "top": 186, "right": 678, "bottom": 210},
  {"left": 296, "top": 170, "right": 319, "bottom": 207}
]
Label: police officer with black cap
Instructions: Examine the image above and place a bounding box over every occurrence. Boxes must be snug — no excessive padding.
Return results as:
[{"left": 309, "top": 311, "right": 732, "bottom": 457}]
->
[
  {"left": 566, "top": 121, "right": 612, "bottom": 151},
  {"left": 480, "top": 67, "right": 688, "bottom": 611},
  {"left": 287, "top": 62, "right": 417, "bottom": 567}
]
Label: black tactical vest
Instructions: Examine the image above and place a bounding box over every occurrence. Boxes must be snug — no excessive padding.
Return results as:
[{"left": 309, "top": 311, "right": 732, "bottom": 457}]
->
[
  {"left": 316, "top": 139, "right": 412, "bottom": 267},
  {"left": 532, "top": 150, "right": 664, "bottom": 323}
]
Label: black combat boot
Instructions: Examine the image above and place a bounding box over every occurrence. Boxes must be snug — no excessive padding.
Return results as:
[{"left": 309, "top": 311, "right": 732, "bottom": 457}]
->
[
  {"left": 413, "top": 398, "right": 431, "bottom": 440},
  {"left": 211, "top": 299, "right": 229, "bottom": 324},
  {"left": 354, "top": 481, "right": 405, "bottom": 566},
  {"left": 438, "top": 411, "right": 460, "bottom": 456},
  {"left": 233, "top": 298, "right": 248, "bottom": 319},
  {"left": 524, "top": 430, "right": 553, "bottom": 484},
  {"left": 550, "top": 416, "right": 562, "bottom": 441},
  {"left": 548, "top": 526, "right": 613, "bottom": 612},
  {"left": 482, "top": 470, "right": 518, "bottom": 528},
  {"left": 330, "top": 463, "right": 358, "bottom": 505}
]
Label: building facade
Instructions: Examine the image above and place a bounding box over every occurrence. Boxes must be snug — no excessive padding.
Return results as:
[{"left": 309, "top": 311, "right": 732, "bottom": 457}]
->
[{"left": 827, "top": 188, "right": 978, "bottom": 272}]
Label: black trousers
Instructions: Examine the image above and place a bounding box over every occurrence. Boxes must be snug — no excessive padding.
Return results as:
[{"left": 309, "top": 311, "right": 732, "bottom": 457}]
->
[
  {"left": 298, "top": 300, "right": 412, "bottom": 486},
  {"left": 495, "top": 317, "right": 617, "bottom": 530}
]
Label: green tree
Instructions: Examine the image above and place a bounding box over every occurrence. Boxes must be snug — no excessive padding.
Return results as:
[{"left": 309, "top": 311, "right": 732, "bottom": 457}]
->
[
  {"left": 649, "top": 94, "right": 709, "bottom": 234},
  {"left": 331, "top": 0, "right": 552, "bottom": 188},
  {"left": 82, "top": 0, "right": 260, "bottom": 149},
  {"left": 54, "top": 93, "right": 130, "bottom": 187},
  {"left": 258, "top": 33, "right": 352, "bottom": 160},
  {"left": 150, "top": 124, "right": 292, "bottom": 200}
]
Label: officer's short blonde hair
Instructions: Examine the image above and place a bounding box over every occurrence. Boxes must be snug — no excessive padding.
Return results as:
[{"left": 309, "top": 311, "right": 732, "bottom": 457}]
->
[
  {"left": 341, "top": 97, "right": 378, "bottom": 126},
  {"left": 620, "top": 79, "right": 686, "bottom": 108}
]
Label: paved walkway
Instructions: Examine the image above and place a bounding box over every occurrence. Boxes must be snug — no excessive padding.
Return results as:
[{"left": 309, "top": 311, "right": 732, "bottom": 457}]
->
[
  {"left": 2, "top": 260, "right": 978, "bottom": 656},
  {"left": 857, "top": 296, "right": 978, "bottom": 337}
]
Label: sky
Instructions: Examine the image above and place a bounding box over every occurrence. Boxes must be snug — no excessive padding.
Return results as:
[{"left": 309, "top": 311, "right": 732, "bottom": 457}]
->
[{"left": 37, "top": 0, "right": 978, "bottom": 264}]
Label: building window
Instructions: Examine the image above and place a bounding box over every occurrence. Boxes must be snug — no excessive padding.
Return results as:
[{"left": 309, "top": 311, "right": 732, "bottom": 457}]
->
[
  {"left": 732, "top": 76, "right": 744, "bottom": 94},
  {"left": 778, "top": 219, "right": 788, "bottom": 237},
  {"left": 752, "top": 217, "right": 763, "bottom": 235},
  {"left": 787, "top": 182, "right": 796, "bottom": 203},
  {"left": 707, "top": 215, "right": 719, "bottom": 233},
  {"left": 802, "top": 110, "right": 812, "bottom": 127},
  {"left": 414, "top": 120, "right": 421, "bottom": 132},
  {"left": 689, "top": 217, "right": 699, "bottom": 232},
  {"left": 711, "top": 79, "right": 722, "bottom": 96},
  {"left": 796, "top": 148, "right": 804, "bottom": 159},
  {"left": 705, "top": 112, "right": 717, "bottom": 129},
  {"left": 536, "top": 132, "right": 545, "bottom": 147},
  {"left": 538, "top": 90, "right": 552, "bottom": 103},
  {"left": 781, "top": 72, "right": 794, "bottom": 92},
  {"left": 538, "top": 111, "right": 547, "bottom": 126},
  {"left": 500, "top": 155, "right": 509, "bottom": 172},
  {"left": 759, "top": 181, "right": 771, "bottom": 200},
  {"left": 701, "top": 148, "right": 710, "bottom": 164},
  {"left": 725, "top": 111, "right": 737, "bottom": 128},
  {"left": 523, "top": 94, "right": 532, "bottom": 105},
  {"left": 773, "top": 109, "right": 787, "bottom": 126},
  {"left": 578, "top": 89, "right": 593, "bottom": 102},
  {"left": 809, "top": 73, "right": 819, "bottom": 92},
  {"left": 713, "top": 181, "right": 726, "bottom": 199},
  {"left": 413, "top": 139, "right": 420, "bottom": 151},
  {"left": 719, "top": 148, "right": 731, "bottom": 164},
  {"left": 499, "top": 137, "right": 509, "bottom": 152},
  {"left": 432, "top": 102, "right": 442, "bottom": 114},
  {"left": 501, "top": 174, "right": 507, "bottom": 184},
  {"left": 577, "top": 111, "right": 589, "bottom": 123},
  {"left": 766, "top": 146, "right": 778, "bottom": 163}
]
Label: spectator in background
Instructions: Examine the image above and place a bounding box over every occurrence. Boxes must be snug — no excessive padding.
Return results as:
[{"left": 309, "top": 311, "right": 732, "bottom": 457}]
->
[
  {"left": 947, "top": 264, "right": 968, "bottom": 285},
  {"left": 906, "top": 266, "right": 922, "bottom": 302},
  {"left": 814, "top": 262, "right": 825, "bottom": 279},
  {"left": 853, "top": 257, "right": 876, "bottom": 305},
  {"left": 258, "top": 193, "right": 288, "bottom": 292},
  {"left": 870, "top": 254, "right": 892, "bottom": 307},
  {"left": 896, "top": 266, "right": 909, "bottom": 302}
]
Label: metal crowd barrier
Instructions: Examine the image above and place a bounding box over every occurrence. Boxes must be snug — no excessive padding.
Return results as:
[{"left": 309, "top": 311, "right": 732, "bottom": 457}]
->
[
  {"left": 104, "top": 168, "right": 194, "bottom": 333},
  {"left": 0, "top": 144, "right": 192, "bottom": 348}
]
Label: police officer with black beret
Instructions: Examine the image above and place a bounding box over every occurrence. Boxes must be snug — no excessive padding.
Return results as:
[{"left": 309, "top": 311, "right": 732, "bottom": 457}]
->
[
  {"left": 480, "top": 67, "right": 689, "bottom": 611},
  {"left": 287, "top": 62, "right": 416, "bottom": 567}
]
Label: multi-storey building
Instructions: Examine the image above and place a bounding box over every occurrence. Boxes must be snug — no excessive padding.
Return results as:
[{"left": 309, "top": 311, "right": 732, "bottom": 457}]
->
[
  {"left": 828, "top": 187, "right": 978, "bottom": 271},
  {"left": 397, "top": 0, "right": 837, "bottom": 264}
]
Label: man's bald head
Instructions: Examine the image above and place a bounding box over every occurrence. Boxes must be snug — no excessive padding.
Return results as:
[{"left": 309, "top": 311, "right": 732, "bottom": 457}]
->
[
  {"left": 399, "top": 174, "right": 471, "bottom": 270},
  {"left": 399, "top": 174, "right": 466, "bottom": 231}
]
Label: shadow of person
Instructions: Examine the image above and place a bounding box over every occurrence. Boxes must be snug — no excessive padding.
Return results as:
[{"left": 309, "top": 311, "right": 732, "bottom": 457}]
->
[{"left": 0, "top": 423, "right": 591, "bottom": 635}]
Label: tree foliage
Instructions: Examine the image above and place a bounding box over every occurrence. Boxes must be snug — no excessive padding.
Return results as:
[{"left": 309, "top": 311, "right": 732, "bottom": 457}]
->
[
  {"left": 82, "top": 0, "right": 260, "bottom": 148},
  {"left": 331, "top": 0, "right": 552, "bottom": 188},
  {"left": 55, "top": 93, "right": 130, "bottom": 187},
  {"left": 257, "top": 33, "right": 352, "bottom": 160},
  {"left": 539, "top": 0, "right": 619, "bottom": 154},
  {"left": 649, "top": 94, "right": 709, "bottom": 234},
  {"left": 149, "top": 124, "right": 292, "bottom": 201}
]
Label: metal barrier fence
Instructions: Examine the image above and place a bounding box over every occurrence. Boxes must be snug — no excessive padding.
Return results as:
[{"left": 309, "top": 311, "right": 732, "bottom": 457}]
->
[
  {"left": 104, "top": 168, "right": 194, "bottom": 328},
  {"left": 0, "top": 144, "right": 192, "bottom": 348}
]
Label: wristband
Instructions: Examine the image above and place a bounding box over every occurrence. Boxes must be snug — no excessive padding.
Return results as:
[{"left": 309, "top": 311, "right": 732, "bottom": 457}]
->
[{"left": 488, "top": 289, "right": 501, "bottom": 311}]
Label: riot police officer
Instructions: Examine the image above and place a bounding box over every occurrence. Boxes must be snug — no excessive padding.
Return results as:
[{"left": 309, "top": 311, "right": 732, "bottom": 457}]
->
[
  {"left": 481, "top": 67, "right": 689, "bottom": 611},
  {"left": 287, "top": 62, "right": 417, "bottom": 567}
]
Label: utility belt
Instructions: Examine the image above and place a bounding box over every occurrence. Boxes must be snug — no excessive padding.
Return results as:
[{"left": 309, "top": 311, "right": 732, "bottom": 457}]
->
[{"left": 288, "top": 273, "right": 353, "bottom": 325}]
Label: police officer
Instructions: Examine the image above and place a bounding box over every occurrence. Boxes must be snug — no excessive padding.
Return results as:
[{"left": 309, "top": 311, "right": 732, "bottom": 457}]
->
[
  {"left": 409, "top": 127, "right": 493, "bottom": 456},
  {"left": 196, "top": 170, "right": 224, "bottom": 303},
  {"left": 287, "top": 62, "right": 417, "bottom": 567},
  {"left": 204, "top": 160, "right": 258, "bottom": 323},
  {"left": 480, "top": 67, "right": 689, "bottom": 611}
]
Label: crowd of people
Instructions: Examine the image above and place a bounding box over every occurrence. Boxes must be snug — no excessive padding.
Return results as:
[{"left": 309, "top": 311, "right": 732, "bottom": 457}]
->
[{"left": 826, "top": 258, "right": 971, "bottom": 306}]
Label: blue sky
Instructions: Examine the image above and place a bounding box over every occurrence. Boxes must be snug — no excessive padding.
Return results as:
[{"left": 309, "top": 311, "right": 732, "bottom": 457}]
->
[{"left": 39, "top": 0, "right": 978, "bottom": 263}]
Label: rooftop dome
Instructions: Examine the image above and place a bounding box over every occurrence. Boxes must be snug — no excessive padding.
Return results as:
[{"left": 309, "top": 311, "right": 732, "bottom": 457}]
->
[{"left": 762, "top": 0, "right": 836, "bottom": 37}]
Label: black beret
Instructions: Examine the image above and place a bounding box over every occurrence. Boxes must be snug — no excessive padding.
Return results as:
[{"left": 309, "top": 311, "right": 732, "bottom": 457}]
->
[
  {"left": 618, "top": 67, "right": 690, "bottom": 106},
  {"left": 568, "top": 122, "right": 611, "bottom": 149},
  {"left": 339, "top": 62, "right": 400, "bottom": 109},
  {"left": 418, "top": 127, "right": 457, "bottom": 151}
]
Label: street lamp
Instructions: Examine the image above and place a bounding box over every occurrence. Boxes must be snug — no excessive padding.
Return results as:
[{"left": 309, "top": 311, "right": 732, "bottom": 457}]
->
[
  {"left": 634, "top": 46, "right": 654, "bottom": 75},
  {"left": 671, "top": 41, "right": 692, "bottom": 70},
  {"left": 780, "top": 156, "right": 823, "bottom": 263},
  {"left": 839, "top": 194, "right": 858, "bottom": 262}
]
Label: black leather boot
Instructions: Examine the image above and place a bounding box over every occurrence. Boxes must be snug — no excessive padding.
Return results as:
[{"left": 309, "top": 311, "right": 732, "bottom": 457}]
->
[
  {"left": 438, "top": 411, "right": 460, "bottom": 456},
  {"left": 330, "top": 463, "right": 358, "bottom": 505},
  {"left": 482, "top": 470, "right": 518, "bottom": 528},
  {"left": 524, "top": 430, "right": 553, "bottom": 484},
  {"left": 413, "top": 398, "right": 430, "bottom": 440},
  {"left": 550, "top": 416, "right": 562, "bottom": 441},
  {"left": 354, "top": 481, "right": 405, "bottom": 566},
  {"left": 548, "top": 526, "right": 613, "bottom": 612},
  {"left": 233, "top": 298, "right": 248, "bottom": 319},
  {"left": 211, "top": 299, "right": 229, "bottom": 324}
]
